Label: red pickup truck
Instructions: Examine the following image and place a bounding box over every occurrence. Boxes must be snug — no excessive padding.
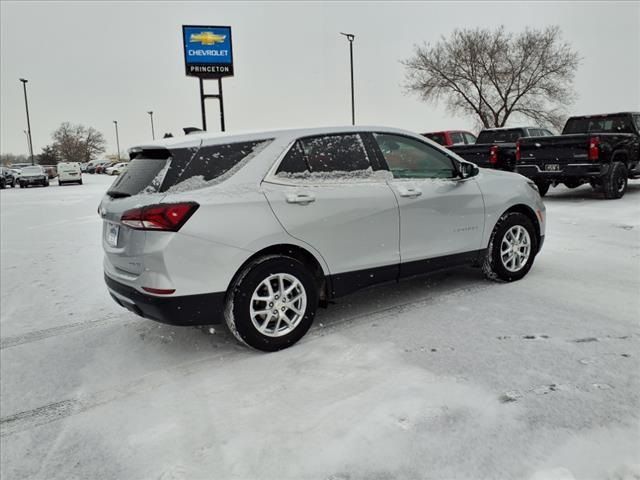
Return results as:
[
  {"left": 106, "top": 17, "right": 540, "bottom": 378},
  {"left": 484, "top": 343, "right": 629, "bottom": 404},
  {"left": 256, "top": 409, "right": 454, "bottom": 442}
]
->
[{"left": 422, "top": 130, "right": 476, "bottom": 147}]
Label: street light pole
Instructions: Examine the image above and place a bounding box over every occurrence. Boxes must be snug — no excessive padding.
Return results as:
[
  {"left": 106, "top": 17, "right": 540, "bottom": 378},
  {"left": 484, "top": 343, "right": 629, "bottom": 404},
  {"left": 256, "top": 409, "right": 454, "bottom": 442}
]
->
[
  {"left": 147, "top": 111, "right": 155, "bottom": 140},
  {"left": 340, "top": 33, "right": 355, "bottom": 126},
  {"left": 19, "top": 78, "right": 35, "bottom": 165},
  {"left": 113, "top": 120, "right": 121, "bottom": 161}
]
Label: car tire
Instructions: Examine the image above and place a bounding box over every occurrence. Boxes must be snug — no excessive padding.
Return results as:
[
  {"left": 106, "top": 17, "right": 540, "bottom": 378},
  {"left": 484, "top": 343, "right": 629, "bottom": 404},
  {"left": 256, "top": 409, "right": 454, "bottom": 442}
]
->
[
  {"left": 225, "top": 255, "right": 318, "bottom": 352},
  {"left": 79, "top": 179, "right": 83, "bottom": 185},
  {"left": 483, "top": 211, "right": 538, "bottom": 282},
  {"left": 602, "top": 161, "right": 627, "bottom": 199},
  {"left": 534, "top": 180, "right": 550, "bottom": 197},
  {"left": 19, "top": 182, "right": 25, "bottom": 188},
  {"left": 59, "top": 180, "right": 65, "bottom": 186}
]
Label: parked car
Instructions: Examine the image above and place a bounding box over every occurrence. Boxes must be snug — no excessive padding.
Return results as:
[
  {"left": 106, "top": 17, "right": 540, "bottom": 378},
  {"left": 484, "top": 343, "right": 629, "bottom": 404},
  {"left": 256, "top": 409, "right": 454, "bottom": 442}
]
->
[
  {"left": 0, "top": 167, "right": 17, "bottom": 188},
  {"left": 99, "top": 162, "right": 119, "bottom": 174},
  {"left": 19, "top": 165, "right": 49, "bottom": 187},
  {"left": 449, "top": 127, "right": 554, "bottom": 172},
  {"left": 57, "top": 162, "right": 83, "bottom": 185},
  {"left": 105, "top": 162, "right": 128, "bottom": 175},
  {"left": 41, "top": 165, "right": 58, "bottom": 179},
  {"left": 100, "top": 126, "right": 546, "bottom": 351},
  {"left": 517, "top": 112, "right": 640, "bottom": 198},
  {"left": 423, "top": 130, "right": 477, "bottom": 146},
  {"left": 80, "top": 163, "right": 88, "bottom": 173}
]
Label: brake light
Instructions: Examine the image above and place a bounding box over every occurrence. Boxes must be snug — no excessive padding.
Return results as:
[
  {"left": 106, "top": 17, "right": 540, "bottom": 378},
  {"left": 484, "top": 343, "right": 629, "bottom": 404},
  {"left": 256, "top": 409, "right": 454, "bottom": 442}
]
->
[
  {"left": 489, "top": 145, "right": 498, "bottom": 164},
  {"left": 588, "top": 136, "right": 600, "bottom": 161},
  {"left": 515, "top": 141, "right": 521, "bottom": 162},
  {"left": 121, "top": 202, "right": 199, "bottom": 231}
]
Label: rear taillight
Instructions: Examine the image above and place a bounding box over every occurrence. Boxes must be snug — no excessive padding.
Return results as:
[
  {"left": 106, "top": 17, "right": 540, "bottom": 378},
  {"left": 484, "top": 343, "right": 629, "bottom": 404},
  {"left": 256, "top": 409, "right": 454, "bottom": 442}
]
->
[
  {"left": 515, "top": 141, "right": 521, "bottom": 162},
  {"left": 588, "top": 136, "right": 600, "bottom": 161},
  {"left": 121, "top": 202, "right": 199, "bottom": 231},
  {"left": 489, "top": 145, "right": 498, "bottom": 164}
]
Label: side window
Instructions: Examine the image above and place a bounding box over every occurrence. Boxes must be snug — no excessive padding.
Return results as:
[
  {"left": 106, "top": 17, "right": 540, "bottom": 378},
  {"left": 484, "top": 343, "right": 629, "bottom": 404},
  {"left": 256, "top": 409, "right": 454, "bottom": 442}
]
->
[
  {"left": 373, "top": 133, "right": 456, "bottom": 179},
  {"left": 528, "top": 129, "right": 541, "bottom": 137},
  {"left": 449, "top": 132, "right": 464, "bottom": 145},
  {"left": 276, "top": 134, "right": 371, "bottom": 176},
  {"left": 634, "top": 115, "right": 640, "bottom": 132},
  {"left": 464, "top": 133, "right": 477, "bottom": 144},
  {"left": 276, "top": 142, "right": 308, "bottom": 174}
]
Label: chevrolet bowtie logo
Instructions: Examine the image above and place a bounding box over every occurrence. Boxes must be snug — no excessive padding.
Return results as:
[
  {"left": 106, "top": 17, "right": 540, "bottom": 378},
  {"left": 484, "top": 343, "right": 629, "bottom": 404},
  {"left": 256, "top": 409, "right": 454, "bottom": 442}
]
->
[{"left": 190, "top": 31, "right": 226, "bottom": 45}]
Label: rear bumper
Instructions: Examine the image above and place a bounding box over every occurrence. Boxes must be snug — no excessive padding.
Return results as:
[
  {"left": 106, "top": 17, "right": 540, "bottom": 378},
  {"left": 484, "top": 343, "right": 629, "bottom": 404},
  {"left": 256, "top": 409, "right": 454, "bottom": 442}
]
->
[
  {"left": 105, "top": 274, "right": 225, "bottom": 326},
  {"left": 517, "top": 163, "right": 608, "bottom": 181}
]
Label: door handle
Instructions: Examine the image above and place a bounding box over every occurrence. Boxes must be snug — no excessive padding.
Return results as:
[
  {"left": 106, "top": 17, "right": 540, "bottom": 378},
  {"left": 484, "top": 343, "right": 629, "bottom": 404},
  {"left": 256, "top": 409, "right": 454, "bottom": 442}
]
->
[
  {"left": 398, "top": 187, "right": 422, "bottom": 198},
  {"left": 286, "top": 193, "right": 316, "bottom": 205}
]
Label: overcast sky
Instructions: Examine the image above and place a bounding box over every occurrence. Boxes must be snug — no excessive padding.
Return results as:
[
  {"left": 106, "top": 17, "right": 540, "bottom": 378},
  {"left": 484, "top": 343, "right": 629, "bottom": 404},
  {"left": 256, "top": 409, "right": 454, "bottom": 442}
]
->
[{"left": 1, "top": 1, "right": 639, "bottom": 156}]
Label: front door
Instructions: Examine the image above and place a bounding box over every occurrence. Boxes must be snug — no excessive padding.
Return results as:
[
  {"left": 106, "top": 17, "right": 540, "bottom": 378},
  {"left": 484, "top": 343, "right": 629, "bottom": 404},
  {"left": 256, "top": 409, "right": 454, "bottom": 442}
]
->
[{"left": 370, "top": 132, "right": 485, "bottom": 276}]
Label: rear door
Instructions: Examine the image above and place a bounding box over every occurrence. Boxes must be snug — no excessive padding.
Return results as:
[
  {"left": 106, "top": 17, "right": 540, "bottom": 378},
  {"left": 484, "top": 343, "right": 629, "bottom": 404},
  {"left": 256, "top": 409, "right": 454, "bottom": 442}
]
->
[
  {"left": 262, "top": 133, "right": 400, "bottom": 295},
  {"left": 371, "top": 132, "right": 485, "bottom": 276}
]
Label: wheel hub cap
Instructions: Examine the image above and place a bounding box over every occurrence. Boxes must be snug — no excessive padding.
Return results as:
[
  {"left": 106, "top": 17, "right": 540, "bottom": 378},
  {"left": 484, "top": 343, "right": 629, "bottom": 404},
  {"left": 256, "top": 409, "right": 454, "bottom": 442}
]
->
[
  {"left": 250, "top": 273, "right": 307, "bottom": 338},
  {"left": 500, "top": 225, "right": 532, "bottom": 273}
]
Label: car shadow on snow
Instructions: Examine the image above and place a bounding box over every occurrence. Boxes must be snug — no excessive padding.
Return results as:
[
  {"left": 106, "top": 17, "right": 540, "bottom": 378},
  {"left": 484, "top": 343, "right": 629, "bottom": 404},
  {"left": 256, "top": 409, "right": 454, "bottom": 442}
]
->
[
  {"left": 130, "top": 267, "right": 488, "bottom": 355},
  {"left": 543, "top": 179, "right": 640, "bottom": 202}
]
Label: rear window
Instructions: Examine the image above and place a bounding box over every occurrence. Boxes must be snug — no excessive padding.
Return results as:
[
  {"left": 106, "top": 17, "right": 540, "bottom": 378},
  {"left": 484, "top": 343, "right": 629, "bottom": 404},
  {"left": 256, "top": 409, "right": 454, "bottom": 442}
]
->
[
  {"left": 22, "top": 166, "right": 43, "bottom": 174},
  {"left": 107, "top": 140, "right": 271, "bottom": 198},
  {"left": 423, "top": 133, "right": 447, "bottom": 145},
  {"left": 563, "top": 115, "right": 635, "bottom": 134},
  {"left": 476, "top": 129, "right": 525, "bottom": 143}
]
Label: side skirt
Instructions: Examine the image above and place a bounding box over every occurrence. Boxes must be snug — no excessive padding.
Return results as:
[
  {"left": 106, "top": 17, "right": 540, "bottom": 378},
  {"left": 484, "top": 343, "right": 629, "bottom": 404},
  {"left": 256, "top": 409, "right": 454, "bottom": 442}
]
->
[{"left": 328, "top": 249, "right": 486, "bottom": 299}]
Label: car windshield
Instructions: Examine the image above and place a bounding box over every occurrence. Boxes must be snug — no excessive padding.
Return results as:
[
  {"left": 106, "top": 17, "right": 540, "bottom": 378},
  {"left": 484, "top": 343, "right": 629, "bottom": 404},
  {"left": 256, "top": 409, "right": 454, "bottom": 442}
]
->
[
  {"left": 476, "top": 129, "right": 524, "bottom": 143},
  {"left": 563, "top": 115, "right": 635, "bottom": 134}
]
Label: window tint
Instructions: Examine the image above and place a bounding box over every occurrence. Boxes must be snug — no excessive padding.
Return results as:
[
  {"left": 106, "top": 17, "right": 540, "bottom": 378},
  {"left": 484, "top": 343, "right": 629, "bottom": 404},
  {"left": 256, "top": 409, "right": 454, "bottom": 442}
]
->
[
  {"left": 423, "top": 133, "right": 447, "bottom": 145},
  {"left": 477, "top": 129, "right": 525, "bottom": 143},
  {"left": 276, "top": 142, "right": 308, "bottom": 174},
  {"left": 276, "top": 134, "right": 370, "bottom": 176},
  {"left": 563, "top": 116, "right": 634, "bottom": 134},
  {"left": 449, "top": 132, "right": 464, "bottom": 145},
  {"left": 464, "top": 133, "right": 477, "bottom": 144},
  {"left": 108, "top": 140, "right": 271, "bottom": 197},
  {"left": 374, "top": 133, "right": 456, "bottom": 179}
]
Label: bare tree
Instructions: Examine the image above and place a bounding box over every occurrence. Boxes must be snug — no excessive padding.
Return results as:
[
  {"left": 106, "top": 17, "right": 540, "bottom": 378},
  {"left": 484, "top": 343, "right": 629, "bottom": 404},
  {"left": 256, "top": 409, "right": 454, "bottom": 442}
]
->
[
  {"left": 403, "top": 26, "right": 580, "bottom": 131},
  {"left": 52, "top": 122, "right": 106, "bottom": 163}
]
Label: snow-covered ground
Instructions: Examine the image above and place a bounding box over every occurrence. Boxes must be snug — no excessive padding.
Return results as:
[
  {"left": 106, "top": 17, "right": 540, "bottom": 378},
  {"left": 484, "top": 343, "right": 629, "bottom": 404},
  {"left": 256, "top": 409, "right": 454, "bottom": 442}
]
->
[{"left": 1, "top": 174, "right": 639, "bottom": 480}]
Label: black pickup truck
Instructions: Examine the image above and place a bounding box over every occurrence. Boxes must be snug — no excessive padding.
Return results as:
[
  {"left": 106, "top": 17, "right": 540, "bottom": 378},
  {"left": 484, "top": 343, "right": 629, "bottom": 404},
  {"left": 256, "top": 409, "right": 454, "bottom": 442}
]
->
[
  {"left": 516, "top": 112, "right": 640, "bottom": 199},
  {"left": 449, "top": 127, "right": 553, "bottom": 171}
]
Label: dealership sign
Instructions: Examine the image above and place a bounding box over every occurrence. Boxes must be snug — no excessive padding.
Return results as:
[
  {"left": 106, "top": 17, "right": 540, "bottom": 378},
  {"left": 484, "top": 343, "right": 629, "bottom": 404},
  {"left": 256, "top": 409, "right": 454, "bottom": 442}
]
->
[{"left": 182, "top": 25, "right": 234, "bottom": 78}]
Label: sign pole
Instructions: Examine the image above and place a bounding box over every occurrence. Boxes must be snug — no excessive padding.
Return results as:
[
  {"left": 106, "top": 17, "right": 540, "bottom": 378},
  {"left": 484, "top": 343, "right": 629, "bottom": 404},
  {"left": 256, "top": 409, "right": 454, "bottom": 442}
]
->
[
  {"left": 218, "top": 78, "right": 225, "bottom": 132},
  {"left": 199, "top": 77, "right": 207, "bottom": 131}
]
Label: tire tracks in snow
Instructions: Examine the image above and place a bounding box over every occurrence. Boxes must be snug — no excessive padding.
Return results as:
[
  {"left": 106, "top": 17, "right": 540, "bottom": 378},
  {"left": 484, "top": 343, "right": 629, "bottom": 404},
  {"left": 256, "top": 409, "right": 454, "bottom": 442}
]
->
[
  {"left": 0, "top": 279, "right": 495, "bottom": 438},
  {"left": 0, "top": 315, "right": 128, "bottom": 350}
]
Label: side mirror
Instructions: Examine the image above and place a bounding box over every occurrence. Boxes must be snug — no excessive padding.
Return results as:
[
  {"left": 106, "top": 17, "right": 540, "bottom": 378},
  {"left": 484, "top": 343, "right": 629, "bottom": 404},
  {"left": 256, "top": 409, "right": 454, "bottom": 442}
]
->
[{"left": 459, "top": 162, "right": 479, "bottom": 179}]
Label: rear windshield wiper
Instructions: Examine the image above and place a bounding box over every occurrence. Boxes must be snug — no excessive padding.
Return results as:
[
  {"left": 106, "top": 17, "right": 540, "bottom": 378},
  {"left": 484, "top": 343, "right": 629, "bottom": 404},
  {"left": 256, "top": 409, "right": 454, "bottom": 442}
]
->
[{"left": 107, "top": 191, "right": 132, "bottom": 199}]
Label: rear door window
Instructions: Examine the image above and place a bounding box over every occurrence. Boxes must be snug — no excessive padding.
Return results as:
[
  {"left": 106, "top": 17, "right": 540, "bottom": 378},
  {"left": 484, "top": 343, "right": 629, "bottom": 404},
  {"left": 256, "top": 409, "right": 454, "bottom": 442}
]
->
[
  {"left": 276, "top": 133, "right": 372, "bottom": 179},
  {"left": 463, "top": 133, "right": 477, "bottom": 144}
]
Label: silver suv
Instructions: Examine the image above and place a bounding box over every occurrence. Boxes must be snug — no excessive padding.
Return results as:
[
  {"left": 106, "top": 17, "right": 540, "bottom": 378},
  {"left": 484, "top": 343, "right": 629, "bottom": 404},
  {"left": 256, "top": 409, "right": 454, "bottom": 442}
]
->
[{"left": 100, "top": 127, "right": 546, "bottom": 351}]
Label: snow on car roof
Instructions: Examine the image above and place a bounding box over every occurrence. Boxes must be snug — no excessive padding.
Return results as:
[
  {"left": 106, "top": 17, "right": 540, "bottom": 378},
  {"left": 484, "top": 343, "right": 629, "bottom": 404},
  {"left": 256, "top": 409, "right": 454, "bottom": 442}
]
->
[{"left": 130, "top": 125, "right": 416, "bottom": 151}]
